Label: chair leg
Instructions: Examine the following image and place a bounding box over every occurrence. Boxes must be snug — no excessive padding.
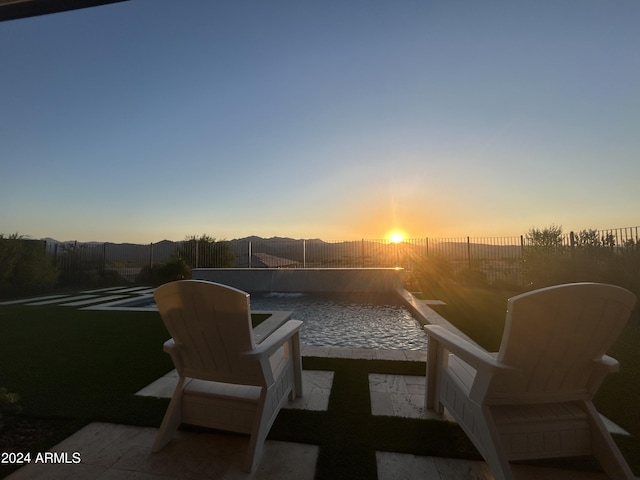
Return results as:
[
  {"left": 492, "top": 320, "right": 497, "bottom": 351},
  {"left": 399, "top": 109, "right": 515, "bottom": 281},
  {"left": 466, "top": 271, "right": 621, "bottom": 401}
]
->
[
  {"left": 482, "top": 446, "right": 515, "bottom": 480},
  {"left": 425, "top": 339, "right": 444, "bottom": 414},
  {"left": 288, "top": 368, "right": 297, "bottom": 402},
  {"left": 152, "top": 377, "right": 186, "bottom": 452},
  {"left": 244, "top": 393, "right": 273, "bottom": 472},
  {"left": 245, "top": 426, "right": 268, "bottom": 472},
  {"left": 467, "top": 405, "right": 515, "bottom": 480},
  {"left": 291, "top": 332, "right": 303, "bottom": 398},
  {"left": 584, "top": 402, "right": 635, "bottom": 479}
]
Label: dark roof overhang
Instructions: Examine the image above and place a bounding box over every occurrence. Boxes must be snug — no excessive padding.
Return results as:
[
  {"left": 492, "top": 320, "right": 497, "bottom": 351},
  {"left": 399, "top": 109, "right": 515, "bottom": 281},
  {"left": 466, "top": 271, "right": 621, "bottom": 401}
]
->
[{"left": 0, "top": 0, "right": 128, "bottom": 22}]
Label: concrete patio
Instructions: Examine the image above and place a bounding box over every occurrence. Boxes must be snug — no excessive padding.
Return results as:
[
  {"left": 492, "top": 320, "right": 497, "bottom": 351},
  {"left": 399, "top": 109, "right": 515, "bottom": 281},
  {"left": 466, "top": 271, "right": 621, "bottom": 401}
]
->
[{"left": 5, "top": 346, "right": 627, "bottom": 480}]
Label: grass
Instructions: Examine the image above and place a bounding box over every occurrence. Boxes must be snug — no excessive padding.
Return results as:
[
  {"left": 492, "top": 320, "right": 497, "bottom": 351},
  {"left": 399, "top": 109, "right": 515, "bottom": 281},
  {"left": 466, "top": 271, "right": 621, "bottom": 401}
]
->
[
  {"left": 424, "top": 285, "right": 519, "bottom": 351},
  {"left": 0, "top": 305, "right": 172, "bottom": 422},
  {"left": 0, "top": 305, "right": 269, "bottom": 423},
  {"left": 1, "top": 294, "right": 640, "bottom": 478}
]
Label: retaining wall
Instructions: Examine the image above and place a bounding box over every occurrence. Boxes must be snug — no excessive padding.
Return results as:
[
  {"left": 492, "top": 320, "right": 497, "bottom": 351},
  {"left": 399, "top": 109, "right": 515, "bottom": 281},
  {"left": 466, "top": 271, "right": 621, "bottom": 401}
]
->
[{"left": 191, "top": 268, "right": 404, "bottom": 293}]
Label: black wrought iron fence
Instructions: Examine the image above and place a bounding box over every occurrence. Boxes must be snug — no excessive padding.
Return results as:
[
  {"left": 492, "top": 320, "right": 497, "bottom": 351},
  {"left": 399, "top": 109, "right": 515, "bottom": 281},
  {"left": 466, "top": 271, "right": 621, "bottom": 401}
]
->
[{"left": 30, "top": 225, "right": 640, "bottom": 289}]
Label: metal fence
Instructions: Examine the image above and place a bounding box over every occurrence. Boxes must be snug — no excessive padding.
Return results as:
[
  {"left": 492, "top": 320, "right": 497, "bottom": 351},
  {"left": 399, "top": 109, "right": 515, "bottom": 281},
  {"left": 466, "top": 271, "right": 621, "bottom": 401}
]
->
[{"left": 41, "top": 225, "right": 639, "bottom": 288}]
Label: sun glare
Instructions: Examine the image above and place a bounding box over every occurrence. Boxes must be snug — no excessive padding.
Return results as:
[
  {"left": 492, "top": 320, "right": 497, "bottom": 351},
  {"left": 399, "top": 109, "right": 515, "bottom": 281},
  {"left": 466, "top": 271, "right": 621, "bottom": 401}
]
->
[{"left": 388, "top": 232, "right": 404, "bottom": 244}]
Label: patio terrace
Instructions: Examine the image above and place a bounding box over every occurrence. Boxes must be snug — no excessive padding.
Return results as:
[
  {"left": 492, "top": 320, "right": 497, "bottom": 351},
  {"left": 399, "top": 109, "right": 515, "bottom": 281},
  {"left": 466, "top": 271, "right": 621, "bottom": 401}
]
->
[
  {"left": 3, "top": 343, "right": 630, "bottom": 479},
  {"left": 1, "top": 285, "right": 636, "bottom": 479}
]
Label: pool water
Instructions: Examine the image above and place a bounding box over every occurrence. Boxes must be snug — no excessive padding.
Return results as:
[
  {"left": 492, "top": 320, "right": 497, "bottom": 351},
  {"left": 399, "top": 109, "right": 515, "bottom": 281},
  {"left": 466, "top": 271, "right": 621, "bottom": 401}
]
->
[
  {"left": 93, "top": 291, "right": 429, "bottom": 350},
  {"left": 250, "top": 292, "right": 428, "bottom": 350}
]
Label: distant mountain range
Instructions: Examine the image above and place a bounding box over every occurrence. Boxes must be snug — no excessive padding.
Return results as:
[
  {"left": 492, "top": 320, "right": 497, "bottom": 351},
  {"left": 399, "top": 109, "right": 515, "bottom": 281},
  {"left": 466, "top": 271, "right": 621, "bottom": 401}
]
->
[
  {"left": 41, "top": 236, "right": 523, "bottom": 266},
  {"left": 42, "top": 236, "right": 320, "bottom": 245}
]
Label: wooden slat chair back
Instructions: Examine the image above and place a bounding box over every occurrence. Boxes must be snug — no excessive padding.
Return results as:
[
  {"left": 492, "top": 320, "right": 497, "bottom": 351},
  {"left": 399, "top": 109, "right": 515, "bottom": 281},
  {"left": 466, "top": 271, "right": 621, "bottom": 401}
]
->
[
  {"left": 491, "top": 283, "right": 636, "bottom": 404},
  {"left": 425, "top": 282, "right": 637, "bottom": 480},
  {"left": 155, "top": 279, "right": 262, "bottom": 385},
  {"left": 151, "top": 280, "right": 303, "bottom": 472}
]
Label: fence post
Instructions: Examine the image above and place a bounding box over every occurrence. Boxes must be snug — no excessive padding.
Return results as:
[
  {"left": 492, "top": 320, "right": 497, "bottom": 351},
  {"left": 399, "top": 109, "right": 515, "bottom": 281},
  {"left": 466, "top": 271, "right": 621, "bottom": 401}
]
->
[
  {"left": 303, "top": 239, "right": 306, "bottom": 268},
  {"left": 101, "top": 243, "right": 105, "bottom": 273},
  {"left": 248, "top": 240, "right": 252, "bottom": 269},
  {"left": 74, "top": 241, "right": 79, "bottom": 279},
  {"left": 520, "top": 235, "right": 525, "bottom": 285},
  {"left": 148, "top": 243, "right": 154, "bottom": 283},
  {"left": 467, "top": 236, "right": 471, "bottom": 271}
]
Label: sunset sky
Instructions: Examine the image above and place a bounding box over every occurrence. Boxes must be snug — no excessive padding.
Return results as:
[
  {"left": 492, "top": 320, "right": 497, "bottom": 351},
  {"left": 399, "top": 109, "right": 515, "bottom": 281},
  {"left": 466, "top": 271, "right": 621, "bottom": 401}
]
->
[{"left": 2, "top": 1, "right": 639, "bottom": 243}]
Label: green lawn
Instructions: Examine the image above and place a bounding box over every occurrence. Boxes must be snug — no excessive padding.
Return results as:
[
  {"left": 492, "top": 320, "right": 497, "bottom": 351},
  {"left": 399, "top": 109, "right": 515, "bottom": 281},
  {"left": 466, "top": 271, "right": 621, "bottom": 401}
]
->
[
  {"left": 425, "top": 285, "right": 518, "bottom": 351},
  {"left": 0, "top": 305, "right": 173, "bottom": 422},
  {"left": 0, "top": 305, "right": 269, "bottom": 423}
]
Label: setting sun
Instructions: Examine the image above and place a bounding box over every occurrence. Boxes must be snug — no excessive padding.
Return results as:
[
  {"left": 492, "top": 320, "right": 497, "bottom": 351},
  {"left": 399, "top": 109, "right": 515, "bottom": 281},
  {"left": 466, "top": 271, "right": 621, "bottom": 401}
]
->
[{"left": 388, "top": 231, "right": 405, "bottom": 243}]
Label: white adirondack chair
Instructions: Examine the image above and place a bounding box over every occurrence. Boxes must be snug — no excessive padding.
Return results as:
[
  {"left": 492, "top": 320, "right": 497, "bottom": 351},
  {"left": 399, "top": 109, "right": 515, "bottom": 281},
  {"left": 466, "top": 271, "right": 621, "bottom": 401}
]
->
[
  {"left": 425, "top": 282, "right": 637, "bottom": 480},
  {"left": 151, "top": 280, "right": 303, "bottom": 472}
]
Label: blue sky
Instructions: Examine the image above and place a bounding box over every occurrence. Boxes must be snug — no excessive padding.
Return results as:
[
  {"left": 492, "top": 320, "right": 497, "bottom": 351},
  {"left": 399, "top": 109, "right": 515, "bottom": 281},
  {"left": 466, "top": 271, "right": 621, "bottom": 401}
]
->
[{"left": 2, "top": 0, "right": 639, "bottom": 243}]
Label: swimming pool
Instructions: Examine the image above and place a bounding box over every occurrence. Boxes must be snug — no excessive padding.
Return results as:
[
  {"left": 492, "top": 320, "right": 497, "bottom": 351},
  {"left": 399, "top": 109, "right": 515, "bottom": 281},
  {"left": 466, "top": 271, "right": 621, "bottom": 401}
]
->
[
  {"left": 88, "top": 291, "right": 428, "bottom": 350},
  {"left": 251, "top": 292, "right": 428, "bottom": 350}
]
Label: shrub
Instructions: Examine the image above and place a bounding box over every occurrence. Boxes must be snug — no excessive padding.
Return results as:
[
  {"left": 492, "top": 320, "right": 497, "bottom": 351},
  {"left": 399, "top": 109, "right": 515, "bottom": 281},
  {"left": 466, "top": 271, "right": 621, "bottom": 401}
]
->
[
  {"left": 521, "top": 225, "right": 569, "bottom": 288},
  {"left": 523, "top": 225, "right": 640, "bottom": 289},
  {"left": 0, "top": 234, "right": 58, "bottom": 298},
  {"left": 136, "top": 256, "right": 192, "bottom": 285},
  {"left": 455, "top": 268, "right": 489, "bottom": 287},
  {"left": 522, "top": 226, "right": 640, "bottom": 325},
  {"left": 409, "top": 255, "right": 455, "bottom": 293},
  {"left": 179, "top": 235, "right": 235, "bottom": 268},
  {"left": 97, "top": 269, "right": 129, "bottom": 287},
  {"left": 55, "top": 243, "right": 105, "bottom": 287},
  {"left": 156, "top": 256, "right": 191, "bottom": 284},
  {"left": 0, "top": 387, "right": 21, "bottom": 432}
]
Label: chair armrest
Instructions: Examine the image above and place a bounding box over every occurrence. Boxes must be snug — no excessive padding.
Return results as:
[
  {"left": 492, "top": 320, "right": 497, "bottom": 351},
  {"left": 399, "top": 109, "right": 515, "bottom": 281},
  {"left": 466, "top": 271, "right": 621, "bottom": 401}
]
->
[
  {"left": 587, "top": 354, "right": 620, "bottom": 395},
  {"left": 425, "top": 325, "right": 513, "bottom": 373},
  {"left": 246, "top": 320, "right": 303, "bottom": 359},
  {"left": 244, "top": 320, "right": 304, "bottom": 395},
  {"left": 425, "top": 325, "right": 519, "bottom": 409},
  {"left": 596, "top": 354, "right": 619, "bottom": 372},
  {"left": 162, "top": 338, "right": 186, "bottom": 373},
  {"left": 163, "top": 338, "right": 177, "bottom": 353}
]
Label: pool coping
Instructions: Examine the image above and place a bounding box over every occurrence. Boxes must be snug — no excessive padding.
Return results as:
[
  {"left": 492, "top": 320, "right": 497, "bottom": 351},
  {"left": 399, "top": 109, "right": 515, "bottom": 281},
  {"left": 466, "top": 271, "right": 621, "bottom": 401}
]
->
[{"left": 396, "top": 287, "right": 481, "bottom": 347}]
